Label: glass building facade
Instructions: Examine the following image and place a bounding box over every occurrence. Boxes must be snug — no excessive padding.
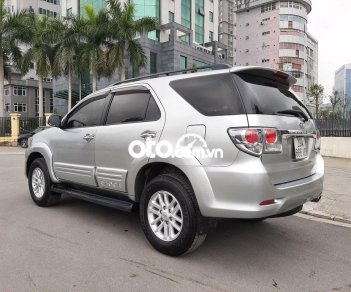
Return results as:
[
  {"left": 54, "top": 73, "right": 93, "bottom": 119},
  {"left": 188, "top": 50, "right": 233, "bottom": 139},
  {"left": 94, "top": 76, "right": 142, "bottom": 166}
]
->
[
  {"left": 80, "top": 0, "right": 105, "bottom": 15},
  {"left": 134, "top": 0, "right": 160, "bottom": 40},
  {"left": 346, "top": 70, "right": 351, "bottom": 101},
  {"left": 195, "top": 0, "right": 204, "bottom": 44}
]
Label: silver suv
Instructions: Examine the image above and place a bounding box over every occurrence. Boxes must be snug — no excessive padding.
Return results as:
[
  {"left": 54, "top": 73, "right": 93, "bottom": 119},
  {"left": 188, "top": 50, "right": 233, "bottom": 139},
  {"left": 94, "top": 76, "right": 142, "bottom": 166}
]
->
[{"left": 25, "top": 65, "right": 324, "bottom": 256}]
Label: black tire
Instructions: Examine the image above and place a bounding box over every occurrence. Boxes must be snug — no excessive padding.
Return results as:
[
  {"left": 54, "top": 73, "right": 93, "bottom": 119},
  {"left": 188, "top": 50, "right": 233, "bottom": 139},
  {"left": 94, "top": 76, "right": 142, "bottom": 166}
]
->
[
  {"left": 140, "top": 173, "right": 207, "bottom": 257},
  {"left": 28, "top": 158, "right": 61, "bottom": 207},
  {"left": 19, "top": 139, "right": 28, "bottom": 148}
]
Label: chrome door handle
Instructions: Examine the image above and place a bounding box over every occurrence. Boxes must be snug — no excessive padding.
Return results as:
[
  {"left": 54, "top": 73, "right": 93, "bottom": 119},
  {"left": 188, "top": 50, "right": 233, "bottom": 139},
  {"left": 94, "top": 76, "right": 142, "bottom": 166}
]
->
[
  {"left": 140, "top": 130, "right": 157, "bottom": 140},
  {"left": 83, "top": 134, "right": 95, "bottom": 142}
]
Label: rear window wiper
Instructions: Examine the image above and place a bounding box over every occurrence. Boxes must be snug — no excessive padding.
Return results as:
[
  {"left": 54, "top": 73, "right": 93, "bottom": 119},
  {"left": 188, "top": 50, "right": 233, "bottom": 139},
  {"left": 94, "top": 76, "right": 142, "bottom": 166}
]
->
[{"left": 275, "top": 110, "right": 309, "bottom": 121}]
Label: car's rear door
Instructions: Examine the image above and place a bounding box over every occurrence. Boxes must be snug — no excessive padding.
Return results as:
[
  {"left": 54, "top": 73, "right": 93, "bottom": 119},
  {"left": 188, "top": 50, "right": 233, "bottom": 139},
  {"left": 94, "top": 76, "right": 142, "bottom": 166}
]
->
[
  {"left": 94, "top": 85, "right": 165, "bottom": 194},
  {"left": 233, "top": 69, "right": 317, "bottom": 185},
  {"left": 51, "top": 92, "right": 110, "bottom": 186}
]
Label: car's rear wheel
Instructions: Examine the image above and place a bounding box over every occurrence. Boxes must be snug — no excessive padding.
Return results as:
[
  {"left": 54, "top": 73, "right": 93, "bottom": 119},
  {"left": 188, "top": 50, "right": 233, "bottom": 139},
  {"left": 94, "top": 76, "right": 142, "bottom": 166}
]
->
[
  {"left": 28, "top": 158, "right": 61, "bottom": 207},
  {"left": 140, "top": 173, "right": 206, "bottom": 256},
  {"left": 19, "top": 139, "right": 28, "bottom": 148}
]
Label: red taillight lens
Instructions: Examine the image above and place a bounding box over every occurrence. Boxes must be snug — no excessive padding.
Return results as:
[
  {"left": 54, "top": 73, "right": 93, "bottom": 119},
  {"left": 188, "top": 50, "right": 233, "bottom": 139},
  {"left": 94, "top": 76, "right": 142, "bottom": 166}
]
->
[
  {"left": 228, "top": 128, "right": 282, "bottom": 157},
  {"left": 265, "top": 129, "right": 277, "bottom": 144},
  {"left": 245, "top": 129, "right": 259, "bottom": 144},
  {"left": 259, "top": 199, "right": 276, "bottom": 206}
]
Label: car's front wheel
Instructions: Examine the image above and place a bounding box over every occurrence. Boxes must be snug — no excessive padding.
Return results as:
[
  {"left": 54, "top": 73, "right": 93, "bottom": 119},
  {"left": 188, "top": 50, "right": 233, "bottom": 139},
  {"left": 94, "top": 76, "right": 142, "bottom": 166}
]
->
[
  {"left": 140, "top": 173, "right": 207, "bottom": 256},
  {"left": 28, "top": 158, "right": 61, "bottom": 207}
]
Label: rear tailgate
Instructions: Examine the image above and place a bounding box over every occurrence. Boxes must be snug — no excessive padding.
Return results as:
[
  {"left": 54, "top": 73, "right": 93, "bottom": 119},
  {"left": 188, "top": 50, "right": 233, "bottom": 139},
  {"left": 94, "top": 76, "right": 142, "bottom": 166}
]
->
[{"left": 232, "top": 68, "right": 318, "bottom": 185}]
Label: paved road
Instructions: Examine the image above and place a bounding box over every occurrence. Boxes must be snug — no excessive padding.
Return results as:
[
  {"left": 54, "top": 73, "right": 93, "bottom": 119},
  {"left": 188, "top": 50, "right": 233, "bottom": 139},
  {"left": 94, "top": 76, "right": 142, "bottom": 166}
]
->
[
  {"left": 0, "top": 150, "right": 351, "bottom": 292},
  {"left": 303, "top": 157, "right": 351, "bottom": 221}
]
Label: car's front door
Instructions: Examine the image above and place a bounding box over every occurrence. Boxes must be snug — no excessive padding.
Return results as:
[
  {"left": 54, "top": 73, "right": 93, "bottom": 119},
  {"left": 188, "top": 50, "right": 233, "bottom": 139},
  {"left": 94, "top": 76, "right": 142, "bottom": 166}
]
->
[
  {"left": 94, "top": 85, "right": 165, "bottom": 194},
  {"left": 52, "top": 92, "right": 109, "bottom": 186}
]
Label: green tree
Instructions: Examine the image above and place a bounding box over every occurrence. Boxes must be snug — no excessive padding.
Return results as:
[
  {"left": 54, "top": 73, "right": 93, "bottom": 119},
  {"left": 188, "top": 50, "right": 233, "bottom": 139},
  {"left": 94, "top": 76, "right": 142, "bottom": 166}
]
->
[
  {"left": 341, "top": 94, "right": 350, "bottom": 119},
  {"left": 0, "top": 0, "right": 30, "bottom": 116},
  {"left": 81, "top": 5, "right": 109, "bottom": 92},
  {"left": 20, "top": 15, "right": 60, "bottom": 118},
  {"left": 105, "top": 0, "right": 159, "bottom": 81},
  {"left": 320, "top": 109, "right": 329, "bottom": 120},
  {"left": 54, "top": 16, "right": 86, "bottom": 111},
  {"left": 308, "top": 84, "right": 324, "bottom": 119},
  {"left": 330, "top": 89, "right": 342, "bottom": 117}
]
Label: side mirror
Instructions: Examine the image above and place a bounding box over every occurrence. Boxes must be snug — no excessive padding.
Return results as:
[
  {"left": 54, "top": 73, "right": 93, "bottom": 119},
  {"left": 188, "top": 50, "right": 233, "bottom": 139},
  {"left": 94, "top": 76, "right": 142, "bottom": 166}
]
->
[{"left": 48, "top": 115, "right": 62, "bottom": 128}]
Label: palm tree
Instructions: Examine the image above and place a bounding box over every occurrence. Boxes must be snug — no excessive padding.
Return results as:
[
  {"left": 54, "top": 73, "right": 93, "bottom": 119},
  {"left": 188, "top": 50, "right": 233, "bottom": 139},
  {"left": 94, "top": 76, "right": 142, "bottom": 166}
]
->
[
  {"left": 0, "top": 0, "right": 30, "bottom": 116},
  {"left": 330, "top": 89, "right": 342, "bottom": 116},
  {"left": 81, "top": 5, "right": 109, "bottom": 92},
  {"left": 105, "top": 0, "right": 159, "bottom": 81},
  {"left": 20, "top": 15, "right": 60, "bottom": 118},
  {"left": 54, "top": 16, "right": 86, "bottom": 111},
  {"left": 308, "top": 84, "right": 324, "bottom": 119}
]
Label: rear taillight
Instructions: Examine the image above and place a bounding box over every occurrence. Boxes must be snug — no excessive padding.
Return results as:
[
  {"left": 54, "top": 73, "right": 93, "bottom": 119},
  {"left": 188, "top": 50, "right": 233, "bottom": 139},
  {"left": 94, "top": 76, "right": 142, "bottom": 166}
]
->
[
  {"left": 315, "top": 130, "right": 321, "bottom": 150},
  {"left": 228, "top": 128, "right": 282, "bottom": 157}
]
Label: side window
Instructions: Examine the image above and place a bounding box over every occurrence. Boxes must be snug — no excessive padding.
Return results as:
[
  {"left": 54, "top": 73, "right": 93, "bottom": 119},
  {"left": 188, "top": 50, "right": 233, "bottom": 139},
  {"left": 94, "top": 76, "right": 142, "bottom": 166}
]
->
[
  {"left": 145, "top": 96, "right": 161, "bottom": 121},
  {"left": 170, "top": 74, "right": 245, "bottom": 116},
  {"left": 65, "top": 95, "right": 107, "bottom": 128},
  {"left": 106, "top": 92, "right": 160, "bottom": 125}
]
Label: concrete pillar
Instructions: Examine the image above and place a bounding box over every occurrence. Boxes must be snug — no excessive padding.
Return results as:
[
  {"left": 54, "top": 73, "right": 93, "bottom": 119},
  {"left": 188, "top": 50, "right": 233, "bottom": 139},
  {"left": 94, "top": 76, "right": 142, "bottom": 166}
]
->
[
  {"left": 45, "top": 113, "right": 52, "bottom": 126},
  {"left": 10, "top": 113, "right": 21, "bottom": 139}
]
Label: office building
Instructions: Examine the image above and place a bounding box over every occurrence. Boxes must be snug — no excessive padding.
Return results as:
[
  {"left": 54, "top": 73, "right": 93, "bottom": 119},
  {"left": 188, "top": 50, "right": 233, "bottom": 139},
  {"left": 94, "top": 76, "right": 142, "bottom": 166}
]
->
[
  {"left": 234, "top": 0, "right": 318, "bottom": 103},
  {"left": 53, "top": 0, "right": 228, "bottom": 114},
  {"left": 2, "top": 0, "right": 61, "bottom": 117},
  {"left": 334, "top": 63, "right": 351, "bottom": 109}
]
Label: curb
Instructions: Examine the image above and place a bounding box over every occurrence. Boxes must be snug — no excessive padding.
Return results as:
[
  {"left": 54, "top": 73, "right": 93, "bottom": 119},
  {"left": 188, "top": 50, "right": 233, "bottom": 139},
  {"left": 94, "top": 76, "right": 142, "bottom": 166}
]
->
[{"left": 300, "top": 210, "right": 351, "bottom": 225}]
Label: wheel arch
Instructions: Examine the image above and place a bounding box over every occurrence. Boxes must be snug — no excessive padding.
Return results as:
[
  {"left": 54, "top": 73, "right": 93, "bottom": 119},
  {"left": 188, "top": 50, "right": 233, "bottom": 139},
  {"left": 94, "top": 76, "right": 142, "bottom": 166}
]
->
[
  {"left": 26, "top": 143, "right": 59, "bottom": 183},
  {"left": 134, "top": 162, "right": 193, "bottom": 203}
]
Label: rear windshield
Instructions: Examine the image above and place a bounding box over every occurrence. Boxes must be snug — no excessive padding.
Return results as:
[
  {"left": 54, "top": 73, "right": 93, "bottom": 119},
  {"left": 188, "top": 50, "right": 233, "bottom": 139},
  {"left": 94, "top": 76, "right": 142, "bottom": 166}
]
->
[
  {"left": 169, "top": 73, "right": 245, "bottom": 116},
  {"left": 234, "top": 73, "right": 312, "bottom": 118}
]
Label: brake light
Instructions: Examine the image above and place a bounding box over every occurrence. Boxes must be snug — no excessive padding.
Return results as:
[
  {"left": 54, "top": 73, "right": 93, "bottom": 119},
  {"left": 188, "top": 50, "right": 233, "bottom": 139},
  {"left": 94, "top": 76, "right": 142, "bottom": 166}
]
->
[
  {"left": 245, "top": 129, "right": 259, "bottom": 144},
  {"left": 273, "top": 72, "right": 289, "bottom": 80},
  {"left": 265, "top": 129, "right": 277, "bottom": 144},
  {"left": 228, "top": 128, "right": 282, "bottom": 157},
  {"left": 315, "top": 130, "right": 321, "bottom": 150}
]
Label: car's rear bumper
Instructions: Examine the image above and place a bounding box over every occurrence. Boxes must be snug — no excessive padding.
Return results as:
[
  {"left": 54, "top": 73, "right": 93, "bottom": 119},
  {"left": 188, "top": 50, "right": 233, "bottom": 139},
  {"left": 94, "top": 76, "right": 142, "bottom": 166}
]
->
[{"left": 188, "top": 152, "right": 324, "bottom": 219}]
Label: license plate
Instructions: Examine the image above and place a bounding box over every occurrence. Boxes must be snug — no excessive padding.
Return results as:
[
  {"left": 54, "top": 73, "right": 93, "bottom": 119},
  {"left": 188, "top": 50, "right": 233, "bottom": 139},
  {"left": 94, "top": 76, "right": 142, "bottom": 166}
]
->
[{"left": 293, "top": 137, "right": 307, "bottom": 159}]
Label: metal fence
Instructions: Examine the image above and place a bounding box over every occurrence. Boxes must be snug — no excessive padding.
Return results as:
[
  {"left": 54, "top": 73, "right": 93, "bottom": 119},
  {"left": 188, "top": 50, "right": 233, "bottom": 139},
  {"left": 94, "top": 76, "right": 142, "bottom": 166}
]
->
[
  {"left": 19, "top": 117, "right": 46, "bottom": 135},
  {"left": 0, "top": 117, "right": 11, "bottom": 137},
  {"left": 316, "top": 119, "right": 351, "bottom": 137}
]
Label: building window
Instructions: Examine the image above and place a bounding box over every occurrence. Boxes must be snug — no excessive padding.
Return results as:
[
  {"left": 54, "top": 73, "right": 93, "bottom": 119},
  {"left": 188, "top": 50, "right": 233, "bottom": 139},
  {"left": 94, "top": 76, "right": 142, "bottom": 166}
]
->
[
  {"left": 4, "top": 86, "right": 10, "bottom": 96},
  {"left": 66, "top": 7, "right": 72, "bottom": 17},
  {"left": 262, "top": 31, "right": 270, "bottom": 36},
  {"left": 261, "top": 3, "right": 276, "bottom": 13},
  {"left": 209, "top": 31, "right": 213, "bottom": 42},
  {"left": 181, "top": 0, "right": 191, "bottom": 28},
  {"left": 179, "top": 55, "right": 187, "bottom": 70},
  {"left": 168, "top": 11, "right": 174, "bottom": 23},
  {"left": 29, "top": 62, "right": 35, "bottom": 69},
  {"left": 14, "top": 103, "right": 27, "bottom": 113},
  {"left": 262, "top": 59, "right": 270, "bottom": 63},
  {"left": 5, "top": 103, "right": 10, "bottom": 112},
  {"left": 13, "top": 86, "right": 26, "bottom": 96},
  {"left": 150, "top": 52, "right": 157, "bottom": 74},
  {"left": 209, "top": 11, "right": 213, "bottom": 22},
  {"left": 195, "top": 0, "right": 205, "bottom": 44},
  {"left": 49, "top": 90, "right": 54, "bottom": 113}
]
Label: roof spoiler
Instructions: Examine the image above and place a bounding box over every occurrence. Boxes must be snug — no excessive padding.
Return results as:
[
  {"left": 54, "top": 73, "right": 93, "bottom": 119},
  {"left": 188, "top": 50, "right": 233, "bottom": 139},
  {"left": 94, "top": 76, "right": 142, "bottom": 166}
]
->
[{"left": 230, "top": 67, "right": 297, "bottom": 88}]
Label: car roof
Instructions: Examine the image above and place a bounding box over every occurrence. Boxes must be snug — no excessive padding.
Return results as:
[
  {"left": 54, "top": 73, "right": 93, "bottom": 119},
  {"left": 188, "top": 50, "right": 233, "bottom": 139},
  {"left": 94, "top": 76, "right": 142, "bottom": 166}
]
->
[{"left": 75, "top": 65, "right": 297, "bottom": 111}]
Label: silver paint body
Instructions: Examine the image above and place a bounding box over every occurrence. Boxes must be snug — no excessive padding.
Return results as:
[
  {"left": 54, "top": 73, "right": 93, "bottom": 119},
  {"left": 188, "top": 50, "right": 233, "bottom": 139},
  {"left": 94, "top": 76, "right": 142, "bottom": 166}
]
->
[{"left": 25, "top": 66, "right": 324, "bottom": 219}]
